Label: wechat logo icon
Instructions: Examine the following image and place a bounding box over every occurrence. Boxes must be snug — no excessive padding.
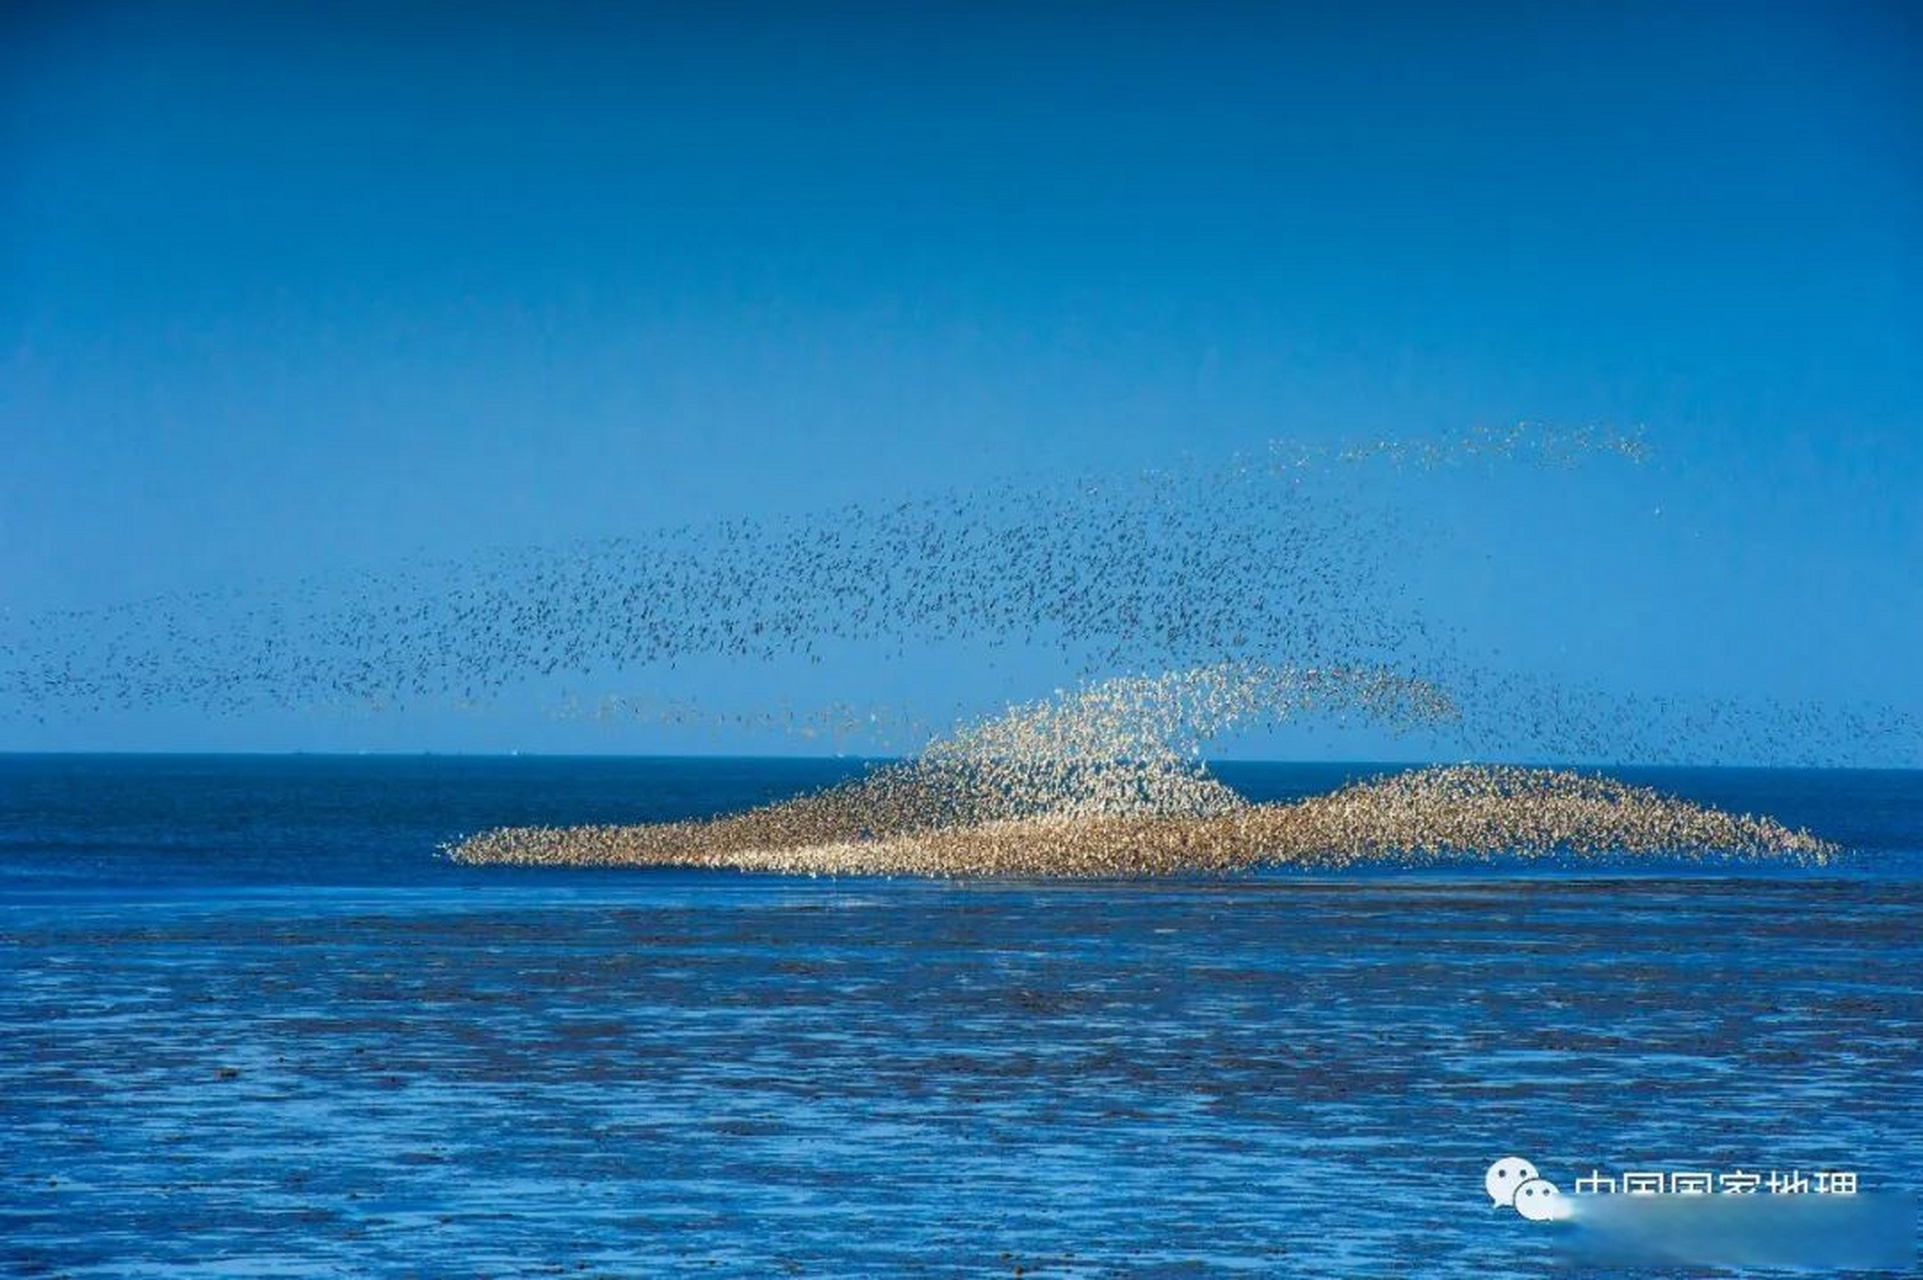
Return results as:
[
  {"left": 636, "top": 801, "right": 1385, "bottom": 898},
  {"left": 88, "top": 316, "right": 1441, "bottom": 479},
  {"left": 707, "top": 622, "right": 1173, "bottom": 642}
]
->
[{"left": 1486, "top": 1155, "right": 1571, "bottom": 1221}]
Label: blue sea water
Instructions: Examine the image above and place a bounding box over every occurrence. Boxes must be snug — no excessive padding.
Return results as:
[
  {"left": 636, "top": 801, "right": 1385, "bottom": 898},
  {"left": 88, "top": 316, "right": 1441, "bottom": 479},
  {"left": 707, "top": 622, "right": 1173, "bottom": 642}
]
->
[{"left": 1, "top": 755, "right": 1918, "bottom": 1277}]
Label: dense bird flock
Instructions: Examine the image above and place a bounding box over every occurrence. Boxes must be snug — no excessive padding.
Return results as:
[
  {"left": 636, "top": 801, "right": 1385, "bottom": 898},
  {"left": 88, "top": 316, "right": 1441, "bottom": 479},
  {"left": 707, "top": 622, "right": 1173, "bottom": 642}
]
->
[
  {"left": 4, "top": 422, "right": 1915, "bottom": 768},
  {"left": 449, "top": 665, "right": 1835, "bottom": 877},
  {"left": 449, "top": 764, "right": 1832, "bottom": 878}
]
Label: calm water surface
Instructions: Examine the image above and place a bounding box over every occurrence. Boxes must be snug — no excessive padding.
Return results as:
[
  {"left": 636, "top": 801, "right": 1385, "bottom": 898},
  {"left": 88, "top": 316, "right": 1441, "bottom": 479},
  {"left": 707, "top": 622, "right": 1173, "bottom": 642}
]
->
[{"left": 2, "top": 756, "right": 1918, "bottom": 1277}]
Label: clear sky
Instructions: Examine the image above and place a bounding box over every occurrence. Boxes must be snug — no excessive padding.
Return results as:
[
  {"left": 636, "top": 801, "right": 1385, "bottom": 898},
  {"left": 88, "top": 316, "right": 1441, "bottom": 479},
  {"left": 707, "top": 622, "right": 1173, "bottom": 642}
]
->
[{"left": 2, "top": 1, "right": 1918, "bottom": 757}]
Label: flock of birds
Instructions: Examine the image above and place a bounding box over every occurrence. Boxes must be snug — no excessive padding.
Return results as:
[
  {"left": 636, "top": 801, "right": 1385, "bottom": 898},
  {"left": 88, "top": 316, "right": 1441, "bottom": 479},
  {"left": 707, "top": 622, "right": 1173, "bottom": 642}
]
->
[
  {"left": 450, "top": 664, "right": 1835, "bottom": 876},
  {"left": 3, "top": 421, "right": 1915, "bottom": 785},
  {"left": 1, "top": 442, "right": 1415, "bottom": 720}
]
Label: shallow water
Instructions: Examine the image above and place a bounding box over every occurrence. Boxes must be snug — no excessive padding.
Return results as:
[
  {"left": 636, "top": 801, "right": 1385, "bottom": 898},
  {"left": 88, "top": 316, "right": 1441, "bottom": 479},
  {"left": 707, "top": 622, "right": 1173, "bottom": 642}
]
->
[{"left": 2, "top": 756, "right": 1919, "bottom": 1277}]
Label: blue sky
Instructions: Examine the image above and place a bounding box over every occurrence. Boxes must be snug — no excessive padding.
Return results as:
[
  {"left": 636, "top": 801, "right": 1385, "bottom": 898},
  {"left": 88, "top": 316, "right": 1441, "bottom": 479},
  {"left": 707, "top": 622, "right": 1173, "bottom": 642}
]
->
[{"left": 2, "top": 1, "right": 1918, "bottom": 757}]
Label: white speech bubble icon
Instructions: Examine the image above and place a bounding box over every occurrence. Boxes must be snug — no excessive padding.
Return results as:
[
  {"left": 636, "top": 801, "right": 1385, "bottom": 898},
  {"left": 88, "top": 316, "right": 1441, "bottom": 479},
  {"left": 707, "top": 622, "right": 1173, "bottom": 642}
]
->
[
  {"left": 1513, "top": 1176, "right": 1570, "bottom": 1221},
  {"left": 1486, "top": 1156, "right": 1539, "bottom": 1207}
]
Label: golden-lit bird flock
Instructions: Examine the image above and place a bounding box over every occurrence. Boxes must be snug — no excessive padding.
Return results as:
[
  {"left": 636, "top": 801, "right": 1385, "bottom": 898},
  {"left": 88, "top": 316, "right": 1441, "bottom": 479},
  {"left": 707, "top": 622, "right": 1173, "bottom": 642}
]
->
[{"left": 450, "top": 665, "right": 1833, "bottom": 877}]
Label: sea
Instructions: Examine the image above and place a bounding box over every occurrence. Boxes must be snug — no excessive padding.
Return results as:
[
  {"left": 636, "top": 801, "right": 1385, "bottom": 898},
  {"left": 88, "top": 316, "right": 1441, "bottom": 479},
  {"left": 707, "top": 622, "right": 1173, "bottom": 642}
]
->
[{"left": 2, "top": 755, "right": 1918, "bottom": 1277}]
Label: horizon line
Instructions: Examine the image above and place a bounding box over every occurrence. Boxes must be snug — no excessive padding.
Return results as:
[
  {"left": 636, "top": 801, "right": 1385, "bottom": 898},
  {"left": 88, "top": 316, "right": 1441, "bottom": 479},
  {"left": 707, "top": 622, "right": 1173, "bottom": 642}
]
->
[{"left": 0, "top": 749, "right": 1918, "bottom": 775}]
